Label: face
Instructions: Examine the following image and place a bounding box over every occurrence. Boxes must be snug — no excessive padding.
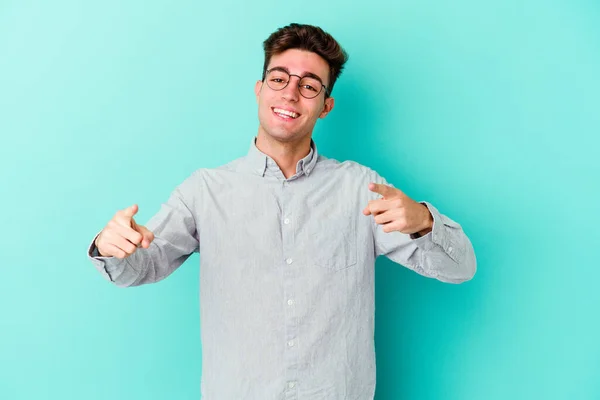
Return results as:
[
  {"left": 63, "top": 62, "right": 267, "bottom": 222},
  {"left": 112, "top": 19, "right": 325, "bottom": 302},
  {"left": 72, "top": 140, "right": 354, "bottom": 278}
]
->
[{"left": 254, "top": 49, "right": 335, "bottom": 144}]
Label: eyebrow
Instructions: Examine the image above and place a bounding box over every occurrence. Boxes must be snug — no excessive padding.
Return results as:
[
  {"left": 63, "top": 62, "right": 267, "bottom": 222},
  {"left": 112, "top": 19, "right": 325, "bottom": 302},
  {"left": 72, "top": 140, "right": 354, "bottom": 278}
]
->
[{"left": 268, "top": 66, "right": 326, "bottom": 86}]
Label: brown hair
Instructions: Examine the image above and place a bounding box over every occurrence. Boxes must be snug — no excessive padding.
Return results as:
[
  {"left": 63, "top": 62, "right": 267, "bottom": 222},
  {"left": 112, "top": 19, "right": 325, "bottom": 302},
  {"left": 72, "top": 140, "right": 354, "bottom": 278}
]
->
[{"left": 262, "top": 23, "right": 349, "bottom": 97}]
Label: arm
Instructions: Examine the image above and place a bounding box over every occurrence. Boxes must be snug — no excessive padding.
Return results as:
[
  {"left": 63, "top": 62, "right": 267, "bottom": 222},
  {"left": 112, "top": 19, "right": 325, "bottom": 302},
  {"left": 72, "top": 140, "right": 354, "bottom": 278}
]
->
[
  {"left": 87, "top": 172, "right": 200, "bottom": 287},
  {"left": 365, "top": 172, "right": 476, "bottom": 284}
]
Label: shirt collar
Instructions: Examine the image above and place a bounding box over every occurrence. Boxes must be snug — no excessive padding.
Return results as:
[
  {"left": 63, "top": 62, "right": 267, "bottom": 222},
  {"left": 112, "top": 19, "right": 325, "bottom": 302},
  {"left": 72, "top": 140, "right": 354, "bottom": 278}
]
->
[{"left": 245, "top": 137, "right": 318, "bottom": 178}]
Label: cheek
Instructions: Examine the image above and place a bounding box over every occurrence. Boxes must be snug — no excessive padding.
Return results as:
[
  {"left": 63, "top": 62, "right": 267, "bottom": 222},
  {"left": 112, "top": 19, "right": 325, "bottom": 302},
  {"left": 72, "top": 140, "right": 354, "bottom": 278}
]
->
[
  {"left": 308, "top": 104, "right": 324, "bottom": 120},
  {"left": 258, "top": 98, "right": 269, "bottom": 117}
]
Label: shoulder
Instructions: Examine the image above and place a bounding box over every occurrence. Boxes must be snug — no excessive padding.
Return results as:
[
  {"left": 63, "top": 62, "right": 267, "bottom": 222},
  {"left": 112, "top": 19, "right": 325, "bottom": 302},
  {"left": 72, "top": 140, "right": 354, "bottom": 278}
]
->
[
  {"left": 179, "top": 154, "right": 249, "bottom": 190},
  {"left": 315, "top": 155, "right": 385, "bottom": 183},
  {"left": 185, "top": 154, "right": 245, "bottom": 180}
]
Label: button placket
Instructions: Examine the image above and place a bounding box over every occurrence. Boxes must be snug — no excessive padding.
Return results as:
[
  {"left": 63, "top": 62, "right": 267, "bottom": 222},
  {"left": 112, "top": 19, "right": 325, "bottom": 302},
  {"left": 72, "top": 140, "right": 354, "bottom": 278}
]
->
[{"left": 280, "top": 180, "right": 299, "bottom": 394}]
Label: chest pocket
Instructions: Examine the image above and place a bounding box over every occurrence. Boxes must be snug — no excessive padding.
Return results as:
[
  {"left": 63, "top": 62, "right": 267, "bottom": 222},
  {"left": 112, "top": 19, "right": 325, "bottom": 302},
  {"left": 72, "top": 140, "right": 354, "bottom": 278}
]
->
[{"left": 306, "top": 212, "right": 357, "bottom": 271}]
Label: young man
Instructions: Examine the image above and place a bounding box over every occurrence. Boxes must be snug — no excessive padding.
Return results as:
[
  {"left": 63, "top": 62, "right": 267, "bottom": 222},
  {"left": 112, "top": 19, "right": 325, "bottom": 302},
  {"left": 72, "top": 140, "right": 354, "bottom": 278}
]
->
[{"left": 88, "top": 23, "right": 476, "bottom": 400}]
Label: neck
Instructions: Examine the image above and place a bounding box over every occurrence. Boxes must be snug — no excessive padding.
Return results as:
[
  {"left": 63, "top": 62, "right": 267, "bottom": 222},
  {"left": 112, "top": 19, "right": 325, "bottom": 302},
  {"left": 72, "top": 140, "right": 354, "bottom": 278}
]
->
[{"left": 255, "top": 130, "right": 312, "bottom": 179}]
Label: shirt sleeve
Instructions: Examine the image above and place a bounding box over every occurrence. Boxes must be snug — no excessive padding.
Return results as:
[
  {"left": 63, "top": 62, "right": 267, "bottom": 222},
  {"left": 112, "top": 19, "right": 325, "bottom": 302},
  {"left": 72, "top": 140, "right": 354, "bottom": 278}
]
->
[
  {"left": 86, "top": 172, "right": 200, "bottom": 287},
  {"left": 369, "top": 171, "right": 477, "bottom": 284}
]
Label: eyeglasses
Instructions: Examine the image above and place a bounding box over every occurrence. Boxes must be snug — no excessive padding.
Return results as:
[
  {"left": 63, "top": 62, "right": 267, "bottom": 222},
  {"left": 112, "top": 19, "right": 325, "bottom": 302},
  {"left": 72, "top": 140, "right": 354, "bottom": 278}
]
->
[{"left": 264, "top": 68, "right": 328, "bottom": 99}]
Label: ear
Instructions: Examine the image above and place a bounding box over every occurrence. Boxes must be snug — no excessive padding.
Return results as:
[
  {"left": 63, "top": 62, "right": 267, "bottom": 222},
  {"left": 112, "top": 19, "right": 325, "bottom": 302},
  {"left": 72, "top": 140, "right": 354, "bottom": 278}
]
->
[
  {"left": 318, "top": 96, "right": 335, "bottom": 119},
  {"left": 254, "top": 80, "right": 263, "bottom": 103}
]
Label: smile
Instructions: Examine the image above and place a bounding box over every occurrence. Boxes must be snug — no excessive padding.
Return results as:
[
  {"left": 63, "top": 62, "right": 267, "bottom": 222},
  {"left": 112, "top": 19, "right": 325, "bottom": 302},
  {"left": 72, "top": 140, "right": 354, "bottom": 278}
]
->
[{"left": 272, "top": 107, "right": 300, "bottom": 119}]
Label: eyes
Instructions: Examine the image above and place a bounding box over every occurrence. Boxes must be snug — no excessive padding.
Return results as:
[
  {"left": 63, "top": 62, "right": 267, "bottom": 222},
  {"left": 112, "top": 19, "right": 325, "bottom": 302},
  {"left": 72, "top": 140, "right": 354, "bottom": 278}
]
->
[
  {"left": 301, "top": 83, "right": 319, "bottom": 93},
  {"left": 264, "top": 69, "right": 326, "bottom": 99},
  {"left": 269, "top": 77, "right": 319, "bottom": 92}
]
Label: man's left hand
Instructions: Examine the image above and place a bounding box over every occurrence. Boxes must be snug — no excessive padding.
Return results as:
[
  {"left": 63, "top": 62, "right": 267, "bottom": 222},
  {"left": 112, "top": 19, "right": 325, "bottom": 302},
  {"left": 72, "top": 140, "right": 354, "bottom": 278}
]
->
[{"left": 362, "top": 183, "right": 433, "bottom": 236}]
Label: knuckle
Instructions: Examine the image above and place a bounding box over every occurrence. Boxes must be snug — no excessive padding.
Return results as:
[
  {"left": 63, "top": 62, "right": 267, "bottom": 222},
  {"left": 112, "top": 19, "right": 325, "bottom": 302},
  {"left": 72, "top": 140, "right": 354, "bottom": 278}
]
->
[
  {"left": 105, "top": 230, "right": 117, "bottom": 241},
  {"left": 132, "top": 232, "right": 143, "bottom": 244},
  {"left": 99, "top": 233, "right": 111, "bottom": 245},
  {"left": 95, "top": 235, "right": 104, "bottom": 247}
]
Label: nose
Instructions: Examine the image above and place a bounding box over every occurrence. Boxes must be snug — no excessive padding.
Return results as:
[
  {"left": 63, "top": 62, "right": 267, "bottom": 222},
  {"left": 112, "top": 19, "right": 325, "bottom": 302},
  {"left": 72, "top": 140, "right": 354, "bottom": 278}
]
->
[{"left": 281, "top": 76, "right": 300, "bottom": 102}]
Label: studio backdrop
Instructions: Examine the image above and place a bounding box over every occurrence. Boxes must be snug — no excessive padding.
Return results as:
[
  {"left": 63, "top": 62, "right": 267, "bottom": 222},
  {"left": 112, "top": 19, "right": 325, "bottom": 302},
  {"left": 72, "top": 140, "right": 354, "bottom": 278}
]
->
[{"left": 1, "top": 1, "right": 599, "bottom": 399}]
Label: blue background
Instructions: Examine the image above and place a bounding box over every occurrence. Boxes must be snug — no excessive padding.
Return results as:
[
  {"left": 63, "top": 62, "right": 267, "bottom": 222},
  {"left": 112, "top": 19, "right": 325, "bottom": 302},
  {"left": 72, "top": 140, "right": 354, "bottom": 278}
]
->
[{"left": 1, "top": 1, "right": 599, "bottom": 399}]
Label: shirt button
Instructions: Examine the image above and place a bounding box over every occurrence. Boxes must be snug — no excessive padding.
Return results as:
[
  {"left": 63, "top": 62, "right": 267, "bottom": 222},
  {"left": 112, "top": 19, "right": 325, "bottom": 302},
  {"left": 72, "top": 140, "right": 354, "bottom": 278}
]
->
[
  {"left": 288, "top": 381, "right": 296, "bottom": 389},
  {"left": 284, "top": 218, "right": 290, "bottom": 225},
  {"left": 286, "top": 258, "right": 293, "bottom": 265},
  {"left": 448, "top": 246, "right": 453, "bottom": 253},
  {"left": 288, "top": 340, "right": 294, "bottom": 347},
  {"left": 287, "top": 299, "right": 294, "bottom": 306}
]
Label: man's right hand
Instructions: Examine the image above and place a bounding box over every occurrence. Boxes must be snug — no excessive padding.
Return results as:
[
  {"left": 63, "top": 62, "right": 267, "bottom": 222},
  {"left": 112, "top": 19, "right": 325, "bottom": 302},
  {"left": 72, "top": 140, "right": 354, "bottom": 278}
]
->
[{"left": 95, "top": 204, "right": 155, "bottom": 258}]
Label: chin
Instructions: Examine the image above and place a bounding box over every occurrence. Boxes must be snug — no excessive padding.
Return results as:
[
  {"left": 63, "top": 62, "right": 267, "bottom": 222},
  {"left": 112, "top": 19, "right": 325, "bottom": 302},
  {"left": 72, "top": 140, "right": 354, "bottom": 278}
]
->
[
  {"left": 259, "top": 123, "right": 298, "bottom": 142},
  {"left": 267, "top": 130, "right": 301, "bottom": 143}
]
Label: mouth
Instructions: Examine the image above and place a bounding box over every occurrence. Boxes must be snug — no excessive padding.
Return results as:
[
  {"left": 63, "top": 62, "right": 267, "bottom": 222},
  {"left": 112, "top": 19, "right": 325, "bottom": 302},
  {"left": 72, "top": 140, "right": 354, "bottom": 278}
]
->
[{"left": 271, "top": 107, "right": 300, "bottom": 120}]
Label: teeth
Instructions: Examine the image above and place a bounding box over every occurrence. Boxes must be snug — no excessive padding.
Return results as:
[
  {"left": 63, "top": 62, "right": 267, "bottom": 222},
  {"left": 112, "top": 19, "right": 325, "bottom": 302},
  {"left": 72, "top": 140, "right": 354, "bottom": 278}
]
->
[{"left": 273, "top": 108, "right": 298, "bottom": 118}]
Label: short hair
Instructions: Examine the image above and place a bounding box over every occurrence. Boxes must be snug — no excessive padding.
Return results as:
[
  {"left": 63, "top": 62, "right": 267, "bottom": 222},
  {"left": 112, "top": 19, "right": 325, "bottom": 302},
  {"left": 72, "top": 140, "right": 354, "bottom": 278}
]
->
[{"left": 261, "top": 23, "right": 349, "bottom": 97}]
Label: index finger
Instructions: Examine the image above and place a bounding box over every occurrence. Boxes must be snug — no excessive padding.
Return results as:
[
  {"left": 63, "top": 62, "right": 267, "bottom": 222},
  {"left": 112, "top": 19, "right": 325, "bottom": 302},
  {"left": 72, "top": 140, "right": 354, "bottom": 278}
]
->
[
  {"left": 368, "top": 183, "right": 396, "bottom": 198},
  {"left": 115, "top": 204, "right": 138, "bottom": 227},
  {"left": 121, "top": 204, "right": 138, "bottom": 218}
]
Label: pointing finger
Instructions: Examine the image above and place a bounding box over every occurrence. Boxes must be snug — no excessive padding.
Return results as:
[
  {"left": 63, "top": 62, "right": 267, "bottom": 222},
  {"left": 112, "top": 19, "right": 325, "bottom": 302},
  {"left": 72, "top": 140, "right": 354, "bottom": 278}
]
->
[
  {"left": 122, "top": 204, "right": 139, "bottom": 218},
  {"left": 368, "top": 183, "right": 397, "bottom": 198},
  {"left": 115, "top": 204, "right": 139, "bottom": 227}
]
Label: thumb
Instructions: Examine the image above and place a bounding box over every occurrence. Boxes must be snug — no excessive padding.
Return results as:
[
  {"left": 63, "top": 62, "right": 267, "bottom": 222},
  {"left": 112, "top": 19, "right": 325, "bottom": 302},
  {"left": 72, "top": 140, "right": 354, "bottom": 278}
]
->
[{"left": 136, "top": 225, "right": 155, "bottom": 248}]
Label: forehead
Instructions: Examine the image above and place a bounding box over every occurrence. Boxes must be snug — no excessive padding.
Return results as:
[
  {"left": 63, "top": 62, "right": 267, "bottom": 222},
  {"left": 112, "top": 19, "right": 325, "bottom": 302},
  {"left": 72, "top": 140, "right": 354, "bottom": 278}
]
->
[{"left": 268, "top": 49, "right": 330, "bottom": 83}]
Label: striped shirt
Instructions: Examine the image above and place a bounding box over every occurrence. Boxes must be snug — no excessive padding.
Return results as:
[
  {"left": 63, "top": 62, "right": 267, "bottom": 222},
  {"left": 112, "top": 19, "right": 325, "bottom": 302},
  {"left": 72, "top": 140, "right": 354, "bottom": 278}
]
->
[{"left": 88, "top": 138, "right": 476, "bottom": 399}]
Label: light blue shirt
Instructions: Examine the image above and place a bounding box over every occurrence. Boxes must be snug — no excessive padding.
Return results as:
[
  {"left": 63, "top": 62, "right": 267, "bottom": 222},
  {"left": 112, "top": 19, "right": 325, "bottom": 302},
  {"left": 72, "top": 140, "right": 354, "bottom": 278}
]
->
[{"left": 88, "top": 138, "right": 476, "bottom": 399}]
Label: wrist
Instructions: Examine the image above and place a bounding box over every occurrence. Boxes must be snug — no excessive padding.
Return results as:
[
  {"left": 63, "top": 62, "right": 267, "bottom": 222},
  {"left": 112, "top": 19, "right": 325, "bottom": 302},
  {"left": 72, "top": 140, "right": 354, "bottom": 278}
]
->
[
  {"left": 417, "top": 226, "right": 433, "bottom": 236},
  {"left": 419, "top": 204, "right": 434, "bottom": 235}
]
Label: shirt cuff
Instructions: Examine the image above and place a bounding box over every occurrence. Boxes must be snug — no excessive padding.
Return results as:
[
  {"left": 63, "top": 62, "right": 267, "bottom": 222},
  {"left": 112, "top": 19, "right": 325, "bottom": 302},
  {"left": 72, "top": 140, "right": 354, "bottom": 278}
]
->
[
  {"left": 411, "top": 202, "right": 443, "bottom": 251},
  {"left": 87, "top": 233, "right": 122, "bottom": 280},
  {"left": 411, "top": 201, "right": 464, "bottom": 263},
  {"left": 88, "top": 233, "right": 106, "bottom": 259}
]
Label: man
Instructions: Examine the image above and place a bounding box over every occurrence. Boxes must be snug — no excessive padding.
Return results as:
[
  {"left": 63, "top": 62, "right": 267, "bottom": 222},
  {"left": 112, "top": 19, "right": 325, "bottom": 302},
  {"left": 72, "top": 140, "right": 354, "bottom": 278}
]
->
[{"left": 88, "top": 23, "right": 476, "bottom": 400}]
